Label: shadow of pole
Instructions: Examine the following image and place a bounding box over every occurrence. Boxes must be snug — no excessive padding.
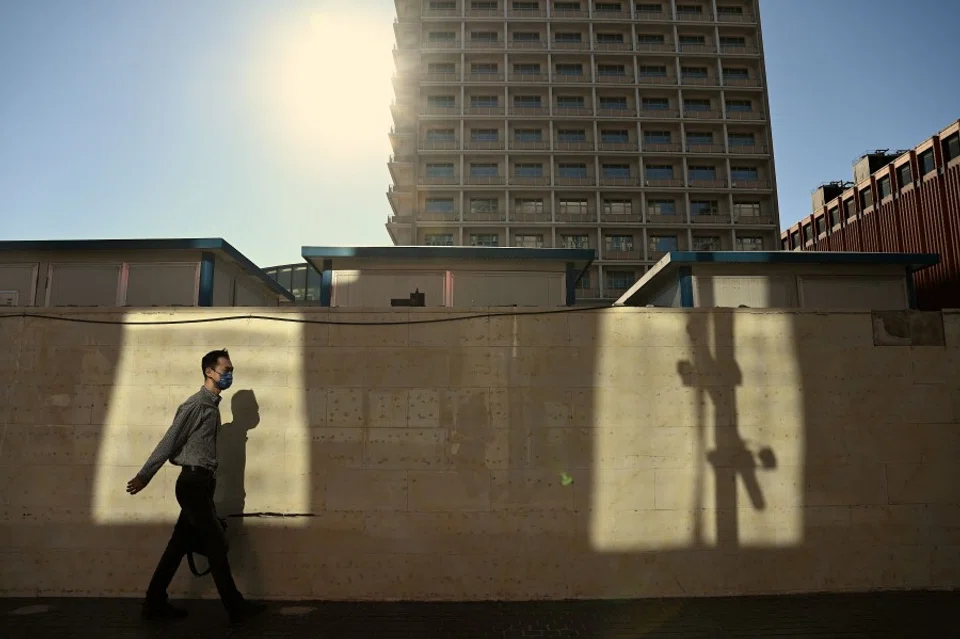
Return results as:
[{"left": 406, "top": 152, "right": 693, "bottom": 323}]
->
[{"left": 678, "top": 311, "right": 777, "bottom": 549}]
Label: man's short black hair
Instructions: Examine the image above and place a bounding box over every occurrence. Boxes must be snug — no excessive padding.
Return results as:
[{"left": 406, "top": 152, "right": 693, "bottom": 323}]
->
[{"left": 201, "top": 349, "right": 230, "bottom": 374}]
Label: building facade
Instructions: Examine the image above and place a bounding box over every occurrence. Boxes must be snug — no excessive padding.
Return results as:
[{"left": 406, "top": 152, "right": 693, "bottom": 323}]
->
[
  {"left": 386, "top": 0, "right": 781, "bottom": 301},
  {"left": 781, "top": 119, "right": 960, "bottom": 311}
]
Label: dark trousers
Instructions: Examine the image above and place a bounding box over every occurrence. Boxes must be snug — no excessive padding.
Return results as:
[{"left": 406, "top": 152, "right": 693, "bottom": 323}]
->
[{"left": 145, "top": 466, "right": 244, "bottom": 610}]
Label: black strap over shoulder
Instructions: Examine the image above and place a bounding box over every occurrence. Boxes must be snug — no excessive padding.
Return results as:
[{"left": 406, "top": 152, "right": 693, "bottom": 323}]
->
[{"left": 186, "top": 517, "right": 229, "bottom": 578}]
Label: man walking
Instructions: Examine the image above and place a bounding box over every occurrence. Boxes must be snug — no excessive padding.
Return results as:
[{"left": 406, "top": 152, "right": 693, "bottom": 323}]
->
[{"left": 126, "top": 348, "right": 266, "bottom": 623}]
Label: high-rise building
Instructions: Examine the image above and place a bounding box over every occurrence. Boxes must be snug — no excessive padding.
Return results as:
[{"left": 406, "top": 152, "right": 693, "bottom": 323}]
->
[
  {"left": 386, "top": 0, "right": 780, "bottom": 300},
  {"left": 781, "top": 118, "right": 960, "bottom": 311}
]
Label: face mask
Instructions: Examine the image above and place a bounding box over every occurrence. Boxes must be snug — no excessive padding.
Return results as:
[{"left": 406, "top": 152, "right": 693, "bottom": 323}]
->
[{"left": 215, "top": 371, "right": 233, "bottom": 390}]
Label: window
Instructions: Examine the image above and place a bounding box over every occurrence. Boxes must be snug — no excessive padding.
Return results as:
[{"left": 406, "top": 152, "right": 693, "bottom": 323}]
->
[
  {"left": 731, "top": 166, "right": 758, "bottom": 181},
  {"left": 471, "top": 128, "right": 499, "bottom": 141},
  {"left": 645, "top": 165, "right": 674, "bottom": 179},
  {"left": 514, "top": 234, "right": 544, "bottom": 248},
  {"left": 723, "top": 67, "right": 750, "bottom": 80},
  {"left": 513, "top": 1, "right": 539, "bottom": 9},
  {"left": 728, "top": 132, "right": 756, "bottom": 147},
  {"left": 471, "top": 32, "right": 499, "bottom": 43},
  {"left": 637, "top": 34, "right": 665, "bottom": 44},
  {"left": 877, "top": 176, "right": 892, "bottom": 200},
  {"left": 556, "top": 96, "right": 585, "bottom": 108},
  {"left": 425, "top": 234, "right": 455, "bottom": 246},
  {"left": 427, "top": 95, "right": 456, "bottom": 107},
  {"left": 828, "top": 207, "right": 841, "bottom": 227},
  {"left": 717, "top": 5, "right": 744, "bottom": 15},
  {"left": 515, "top": 198, "right": 543, "bottom": 213},
  {"left": 555, "top": 63, "right": 583, "bottom": 75},
  {"left": 602, "top": 164, "right": 630, "bottom": 178},
  {"left": 642, "top": 97, "right": 670, "bottom": 110},
  {"left": 790, "top": 231, "right": 800, "bottom": 247},
  {"left": 687, "top": 132, "right": 713, "bottom": 146},
  {"left": 639, "top": 65, "right": 668, "bottom": 77},
  {"left": 636, "top": 3, "right": 663, "bottom": 13},
  {"left": 676, "top": 4, "right": 704, "bottom": 14},
  {"left": 605, "top": 270, "right": 635, "bottom": 290},
  {"left": 596, "top": 33, "right": 624, "bottom": 42},
  {"left": 559, "top": 199, "right": 588, "bottom": 214},
  {"left": 736, "top": 236, "right": 764, "bottom": 251},
  {"left": 681, "top": 66, "right": 709, "bottom": 79},
  {"left": 648, "top": 235, "right": 678, "bottom": 252},
  {"left": 918, "top": 149, "right": 936, "bottom": 175},
  {"left": 513, "top": 32, "right": 540, "bottom": 41},
  {"left": 425, "top": 198, "right": 455, "bottom": 213},
  {"left": 471, "top": 62, "right": 499, "bottom": 74},
  {"left": 725, "top": 99, "right": 753, "bottom": 112},
  {"left": 431, "top": 0, "right": 457, "bottom": 8},
  {"left": 554, "top": 1, "right": 580, "bottom": 10},
  {"left": 603, "top": 199, "right": 632, "bottom": 215},
  {"left": 426, "top": 128, "right": 456, "bottom": 141},
  {"left": 690, "top": 200, "right": 719, "bottom": 216},
  {"left": 428, "top": 31, "right": 457, "bottom": 42},
  {"left": 815, "top": 217, "right": 826, "bottom": 236},
  {"left": 557, "top": 129, "right": 586, "bottom": 142},
  {"left": 561, "top": 234, "right": 590, "bottom": 248},
  {"left": 943, "top": 133, "right": 960, "bottom": 163},
  {"left": 684, "top": 98, "right": 711, "bottom": 112},
  {"left": 576, "top": 273, "right": 591, "bottom": 290},
  {"left": 428, "top": 62, "right": 456, "bottom": 74},
  {"left": 843, "top": 198, "right": 856, "bottom": 219},
  {"left": 689, "top": 166, "right": 717, "bottom": 181},
  {"left": 554, "top": 32, "right": 582, "bottom": 42},
  {"left": 426, "top": 163, "right": 455, "bottom": 178},
  {"left": 802, "top": 225, "right": 813, "bottom": 243},
  {"left": 513, "top": 62, "right": 542, "bottom": 74},
  {"left": 897, "top": 163, "right": 913, "bottom": 188},
  {"left": 514, "top": 163, "right": 543, "bottom": 177},
  {"left": 733, "top": 202, "right": 761, "bottom": 219},
  {"left": 595, "top": 2, "right": 623, "bottom": 11},
  {"left": 605, "top": 235, "right": 634, "bottom": 251},
  {"left": 859, "top": 187, "right": 873, "bottom": 210},
  {"left": 514, "top": 128, "right": 542, "bottom": 142},
  {"left": 644, "top": 130, "right": 671, "bottom": 144},
  {"left": 692, "top": 236, "right": 720, "bottom": 251},
  {"left": 470, "top": 234, "right": 499, "bottom": 246},
  {"left": 720, "top": 36, "right": 746, "bottom": 47},
  {"left": 601, "top": 130, "right": 629, "bottom": 144},
  {"left": 647, "top": 199, "right": 676, "bottom": 215},
  {"left": 470, "top": 198, "right": 499, "bottom": 213},
  {"left": 470, "top": 163, "right": 498, "bottom": 177},
  {"left": 470, "top": 95, "right": 498, "bottom": 107},
  {"left": 597, "top": 64, "right": 627, "bottom": 76},
  {"left": 514, "top": 95, "right": 542, "bottom": 107},
  {"left": 679, "top": 35, "right": 706, "bottom": 46},
  {"left": 472, "top": 1, "right": 497, "bottom": 7},
  {"left": 598, "top": 96, "right": 628, "bottom": 110},
  {"left": 557, "top": 163, "right": 587, "bottom": 178}
]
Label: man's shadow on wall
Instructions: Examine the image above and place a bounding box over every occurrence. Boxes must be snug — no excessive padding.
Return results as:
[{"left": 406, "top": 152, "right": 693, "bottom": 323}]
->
[{"left": 185, "top": 389, "right": 263, "bottom": 599}]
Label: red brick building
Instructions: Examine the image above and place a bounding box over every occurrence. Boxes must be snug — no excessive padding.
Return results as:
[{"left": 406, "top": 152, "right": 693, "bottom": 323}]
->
[{"left": 781, "top": 119, "right": 960, "bottom": 310}]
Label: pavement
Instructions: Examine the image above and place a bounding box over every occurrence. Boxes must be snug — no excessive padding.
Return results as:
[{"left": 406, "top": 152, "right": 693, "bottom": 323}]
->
[{"left": 2, "top": 591, "right": 959, "bottom": 638}]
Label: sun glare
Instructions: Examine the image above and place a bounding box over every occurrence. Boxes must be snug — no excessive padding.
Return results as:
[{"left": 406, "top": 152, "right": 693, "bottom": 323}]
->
[{"left": 250, "top": 9, "right": 395, "bottom": 166}]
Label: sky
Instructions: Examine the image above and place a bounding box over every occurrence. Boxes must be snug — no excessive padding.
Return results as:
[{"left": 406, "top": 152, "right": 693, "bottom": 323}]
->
[{"left": 0, "top": 0, "right": 958, "bottom": 267}]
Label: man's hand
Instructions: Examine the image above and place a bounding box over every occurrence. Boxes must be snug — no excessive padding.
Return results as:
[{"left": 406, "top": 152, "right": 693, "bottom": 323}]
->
[{"left": 126, "top": 476, "right": 147, "bottom": 495}]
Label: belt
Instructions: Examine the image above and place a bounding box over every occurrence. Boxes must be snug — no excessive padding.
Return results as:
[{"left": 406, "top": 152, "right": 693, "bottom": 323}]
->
[{"left": 181, "top": 464, "right": 213, "bottom": 475}]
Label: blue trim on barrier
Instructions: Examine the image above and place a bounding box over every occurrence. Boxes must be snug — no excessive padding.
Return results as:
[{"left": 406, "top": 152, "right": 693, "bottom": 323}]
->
[
  {"left": 198, "top": 252, "right": 216, "bottom": 307},
  {"left": 679, "top": 267, "right": 694, "bottom": 308},
  {"left": 319, "top": 259, "right": 333, "bottom": 307},
  {"left": 565, "top": 262, "right": 576, "bottom": 306}
]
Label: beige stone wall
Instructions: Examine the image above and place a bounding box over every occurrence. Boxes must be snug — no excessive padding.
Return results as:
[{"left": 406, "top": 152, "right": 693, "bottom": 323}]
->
[{"left": 0, "top": 307, "right": 958, "bottom": 600}]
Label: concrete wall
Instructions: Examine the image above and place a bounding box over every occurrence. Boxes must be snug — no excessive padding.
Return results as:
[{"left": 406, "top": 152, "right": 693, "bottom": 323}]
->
[{"left": 0, "top": 307, "right": 958, "bottom": 601}]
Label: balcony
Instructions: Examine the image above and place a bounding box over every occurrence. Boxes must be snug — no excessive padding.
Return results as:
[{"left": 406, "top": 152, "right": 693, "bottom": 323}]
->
[
  {"left": 465, "top": 7, "right": 501, "bottom": 17},
  {"left": 683, "top": 109, "right": 722, "bottom": 120},
  {"left": 422, "top": 7, "right": 461, "bottom": 18},
  {"left": 419, "top": 211, "right": 459, "bottom": 222},
  {"left": 507, "top": 8, "right": 547, "bottom": 17},
  {"left": 510, "top": 175, "right": 550, "bottom": 186},
  {"left": 599, "top": 141, "right": 639, "bottom": 152},
  {"left": 419, "top": 176, "right": 460, "bottom": 186},
  {"left": 597, "top": 107, "right": 637, "bottom": 117},
  {"left": 421, "top": 39, "right": 461, "bottom": 51},
  {"left": 463, "top": 105, "right": 505, "bottom": 116},
  {"left": 601, "top": 211, "right": 639, "bottom": 223},
  {"left": 681, "top": 75, "right": 720, "bottom": 86},
  {"left": 640, "top": 108, "right": 681, "bottom": 119},
  {"left": 637, "top": 74, "right": 677, "bottom": 85},
  {"left": 552, "top": 40, "right": 590, "bottom": 50},
  {"left": 732, "top": 179, "right": 773, "bottom": 190},
  {"left": 691, "top": 214, "right": 731, "bottom": 225},
  {"left": 636, "top": 40, "right": 676, "bottom": 53},
  {"left": 463, "top": 210, "right": 507, "bottom": 222},
  {"left": 555, "top": 141, "right": 594, "bottom": 151},
  {"left": 577, "top": 287, "right": 600, "bottom": 299},
  {"left": 465, "top": 139, "right": 505, "bottom": 150},
  {"left": 676, "top": 10, "right": 714, "bottom": 22},
  {"left": 686, "top": 143, "right": 726, "bottom": 154},
  {"left": 509, "top": 72, "right": 550, "bottom": 83},
  {"left": 728, "top": 144, "right": 769, "bottom": 155},
  {"left": 467, "top": 72, "right": 506, "bottom": 83},
  {"left": 594, "top": 41, "right": 634, "bottom": 52},
  {"left": 635, "top": 9, "right": 670, "bottom": 20},
  {"left": 554, "top": 176, "right": 595, "bottom": 186},
  {"left": 603, "top": 287, "right": 631, "bottom": 299},
  {"left": 556, "top": 212, "right": 596, "bottom": 223},
  {"left": 647, "top": 214, "right": 685, "bottom": 225},
  {"left": 551, "top": 73, "right": 588, "bottom": 84},
  {"left": 596, "top": 72, "right": 636, "bottom": 85},
  {"left": 643, "top": 142, "right": 682, "bottom": 153},
  {"left": 735, "top": 214, "right": 776, "bottom": 226},
  {"left": 678, "top": 42, "right": 716, "bottom": 54},
  {"left": 551, "top": 8, "right": 588, "bottom": 18},
  {"left": 511, "top": 140, "right": 550, "bottom": 150},
  {"left": 723, "top": 76, "right": 763, "bottom": 88},
  {"left": 720, "top": 43, "right": 760, "bottom": 55},
  {"left": 421, "top": 105, "right": 460, "bottom": 116},
  {"left": 420, "top": 71, "right": 461, "bottom": 82},
  {"left": 594, "top": 8, "right": 632, "bottom": 19},
  {"left": 604, "top": 250, "right": 643, "bottom": 261},
  {"left": 688, "top": 179, "right": 728, "bottom": 189},
  {"left": 725, "top": 110, "right": 766, "bottom": 121},
  {"left": 511, "top": 210, "right": 552, "bottom": 223},
  {"left": 465, "top": 39, "right": 505, "bottom": 50},
  {"left": 554, "top": 106, "right": 593, "bottom": 117},
  {"left": 599, "top": 176, "right": 639, "bottom": 187},
  {"left": 420, "top": 139, "right": 460, "bottom": 151},
  {"left": 508, "top": 39, "right": 548, "bottom": 50},
  {"left": 717, "top": 11, "right": 758, "bottom": 23},
  {"left": 644, "top": 178, "right": 684, "bottom": 188},
  {"left": 465, "top": 175, "right": 506, "bottom": 185},
  {"left": 509, "top": 105, "right": 550, "bottom": 116}
]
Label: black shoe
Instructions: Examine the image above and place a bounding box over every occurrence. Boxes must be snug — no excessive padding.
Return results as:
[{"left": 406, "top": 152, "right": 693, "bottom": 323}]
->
[
  {"left": 142, "top": 600, "right": 188, "bottom": 620},
  {"left": 228, "top": 601, "right": 267, "bottom": 623}
]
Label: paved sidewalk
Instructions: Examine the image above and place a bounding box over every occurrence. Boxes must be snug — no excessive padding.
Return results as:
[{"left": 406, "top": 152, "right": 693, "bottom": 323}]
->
[{"left": 2, "top": 591, "right": 959, "bottom": 638}]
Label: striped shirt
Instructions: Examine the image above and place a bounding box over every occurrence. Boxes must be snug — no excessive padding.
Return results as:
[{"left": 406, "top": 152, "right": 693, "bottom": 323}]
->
[{"left": 136, "top": 387, "right": 222, "bottom": 484}]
